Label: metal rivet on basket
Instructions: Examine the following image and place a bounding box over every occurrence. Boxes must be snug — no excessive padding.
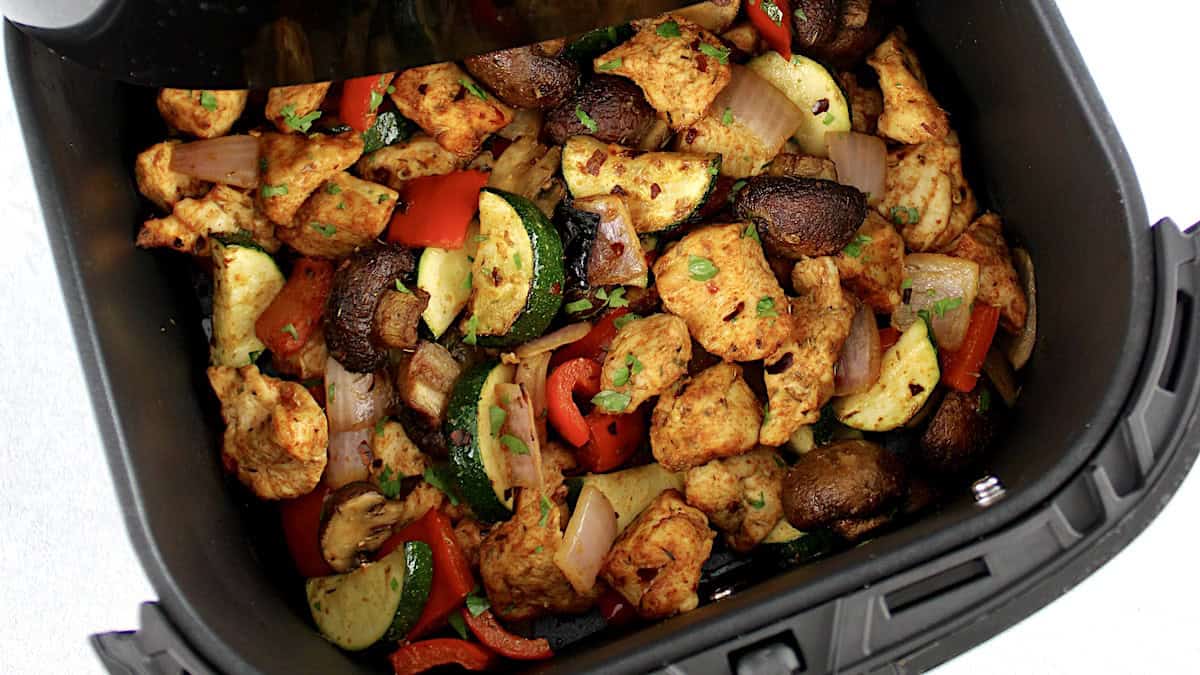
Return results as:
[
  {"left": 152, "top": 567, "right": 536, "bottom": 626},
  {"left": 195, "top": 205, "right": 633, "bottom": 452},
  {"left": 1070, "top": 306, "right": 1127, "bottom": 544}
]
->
[{"left": 972, "top": 475, "right": 1006, "bottom": 506}]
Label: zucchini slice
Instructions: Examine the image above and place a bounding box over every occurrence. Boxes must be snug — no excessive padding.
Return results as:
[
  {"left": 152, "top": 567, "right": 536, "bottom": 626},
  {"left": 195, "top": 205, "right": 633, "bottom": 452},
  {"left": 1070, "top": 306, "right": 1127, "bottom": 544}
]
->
[
  {"left": 832, "top": 319, "right": 940, "bottom": 431},
  {"left": 747, "top": 52, "right": 852, "bottom": 157},
  {"left": 758, "top": 520, "right": 835, "bottom": 562},
  {"left": 306, "top": 541, "right": 433, "bottom": 651},
  {"left": 566, "top": 463, "right": 684, "bottom": 533},
  {"left": 562, "top": 136, "right": 720, "bottom": 233},
  {"left": 417, "top": 221, "right": 479, "bottom": 338},
  {"left": 446, "top": 360, "right": 517, "bottom": 522},
  {"left": 469, "top": 189, "right": 565, "bottom": 347},
  {"left": 210, "top": 241, "right": 284, "bottom": 366}
]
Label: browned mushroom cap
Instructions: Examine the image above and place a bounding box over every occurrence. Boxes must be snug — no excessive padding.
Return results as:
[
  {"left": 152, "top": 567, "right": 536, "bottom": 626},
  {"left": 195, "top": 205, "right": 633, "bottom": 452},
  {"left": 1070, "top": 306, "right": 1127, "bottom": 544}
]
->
[
  {"left": 790, "top": 0, "right": 840, "bottom": 51},
  {"left": 318, "top": 482, "right": 406, "bottom": 573},
  {"left": 325, "top": 245, "right": 416, "bottom": 373},
  {"left": 544, "top": 76, "right": 657, "bottom": 146},
  {"left": 918, "top": 388, "right": 997, "bottom": 476},
  {"left": 805, "top": 0, "right": 895, "bottom": 70},
  {"left": 463, "top": 41, "right": 581, "bottom": 110},
  {"left": 734, "top": 176, "right": 867, "bottom": 259},
  {"left": 781, "top": 440, "right": 906, "bottom": 531}
]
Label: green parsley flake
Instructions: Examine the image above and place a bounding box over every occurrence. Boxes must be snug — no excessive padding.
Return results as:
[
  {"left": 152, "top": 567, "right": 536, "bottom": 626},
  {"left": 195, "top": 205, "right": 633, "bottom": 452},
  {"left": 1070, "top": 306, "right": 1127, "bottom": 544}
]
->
[
  {"left": 756, "top": 296, "right": 778, "bottom": 318},
  {"left": 280, "top": 104, "right": 322, "bottom": 132},
  {"left": 822, "top": 112, "right": 836, "bottom": 126},
  {"left": 575, "top": 105, "right": 599, "bottom": 133},
  {"left": 709, "top": 165, "right": 720, "bottom": 176},
  {"left": 473, "top": 234, "right": 489, "bottom": 242},
  {"left": 466, "top": 588, "right": 490, "bottom": 616},
  {"left": 310, "top": 222, "right": 336, "bottom": 237},
  {"left": 378, "top": 193, "right": 390, "bottom": 204},
  {"left": 378, "top": 466, "right": 402, "bottom": 499},
  {"left": 722, "top": 107, "right": 734, "bottom": 126},
  {"left": 281, "top": 323, "right": 299, "bottom": 340},
  {"left": 599, "top": 58, "right": 623, "bottom": 71},
  {"left": 534, "top": 545, "right": 544, "bottom": 554},
  {"left": 699, "top": 43, "right": 730, "bottom": 64},
  {"left": 261, "top": 183, "right": 289, "bottom": 198},
  {"left": 460, "top": 78, "right": 489, "bottom": 101},
  {"left": 423, "top": 464, "right": 461, "bottom": 505},
  {"left": 901, "top": 278, "right": 914, "bottom": 290},
  {"left": 730, "top": 179, "right": 748, "bottom": 203},
  {"left": 978, "top": 388, "right": 992, "bottom": 413},
  {"left": 592, "top": 390, "right": 632, "bottom": 413},
  {"left": 656, "top": 20, "right": 681, "bottom": 38},
  {"left": 794, "top": 6, "right": 808, "bottom": 22},
  {"left": 368, "top": 89, "right": 384, "bottom": 113},
  {"left": 760, "top": 0, "right": 784, "bottom": 25},
  {"left": 375, "top": 416, "right": 390, "bottom": 436},
  {"left": 447, "top": 613, "right": 470, "bottom": 640},
  {"left": 463, "top": 315, "right": 479, "bottom": 345},
  {"left": 489, "top": 405, "right": 507, "bottom": 437},
  {"left": 748, "top": 492, "right": 767, "bottom": 509},
  {"left": 538, "top": 495, "right": 553, "bottom": 527},
  {"left": 500, "top": 434, "right": 530, "bottom": 455},
  {"left": 328, "top": 382, "right": 336, "bottom": 403},
  {"left": 742, "top": 222, "right": 761, "bottom": 243},
  {"left": 394, "top": 279, "right": 412, "bottom": 294},
  {"left": 932, "top": 296, "right": 963, "bottom": 318},
  {"left": 842, "top": 234, "right": 873, "bottom": 258},
  {"left": 325, "top": 183, "right": 342, "bottom": 195},
  {"left": 199, "top": 91, "right": 218, "bottom": 111},
  {"left": 762, "top": 402, "right": 772, "bottom": 424},
  {"left": 613, "top": 353, "right": 642, "bottom": 387},
  {"left": 565, "top": 299, "right": 593, "bottom": 314},
  {"left": 313, "top": 601, "right": 321, "bottom": 612},
  {"left": 247, "top": 350, "right": 263, "bottom": 364},
  {"left": 463, "top": 270, "right": 473, "bottom": 291},
  {"left": 336, "top": 201, "right": 347, "bottom": 210},
  {"left": 613, "top": 313, "right": 641, "bottom": 330},
  {"left": 687, "top": 254, "right": 719, "bottom": 281},
  {"left": 513, "top": 253, "right": 523, "bottom": 270},
  {"left": 607, "top": 287, "right": 629, "bottom": 308},
  {"left": 891, "top": 205, "right": 920, "bottom": 225}
]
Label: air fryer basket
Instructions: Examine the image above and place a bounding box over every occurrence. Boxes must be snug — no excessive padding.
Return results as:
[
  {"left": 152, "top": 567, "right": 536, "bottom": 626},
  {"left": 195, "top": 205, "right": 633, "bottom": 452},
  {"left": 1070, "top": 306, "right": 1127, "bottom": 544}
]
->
[{"left": 8, "top": 1, "right": 1200, "bottom": 673}]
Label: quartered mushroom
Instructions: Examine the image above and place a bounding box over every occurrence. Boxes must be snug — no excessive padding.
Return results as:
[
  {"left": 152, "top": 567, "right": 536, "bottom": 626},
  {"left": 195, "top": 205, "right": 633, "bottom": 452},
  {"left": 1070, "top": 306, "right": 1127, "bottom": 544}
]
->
[{"left": 324, "top": 245, "right": 418, "bottom": 373}]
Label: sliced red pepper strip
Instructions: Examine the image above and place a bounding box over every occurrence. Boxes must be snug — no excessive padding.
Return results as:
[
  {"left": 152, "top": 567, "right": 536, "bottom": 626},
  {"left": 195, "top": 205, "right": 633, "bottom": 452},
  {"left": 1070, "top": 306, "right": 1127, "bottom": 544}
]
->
[
  {"left": 550, "top": 308, "right": 631, "bottom": 368},
  {"left": 596, "top": 584, "right": 638, "bottom": 626},
  {"left": 340, "top": 72, "right": 395, "bottom": 133},
  {"left": 747, "top": 0, "right": 793, "bottom": 60},
  {"left": 389, "top": 638, "right": 496, "bottom": 675},
  {"left": 377, "top": 509, "right": 475, "bottom": 639},
  {"left": 279, "top": 484, "right": 333, "bottom": 578},
  {"left": 577, "top": 409, "right": 646, "bottom": 473},
  {"left": 386, "top": 170, "right": 489, "bottom": 249},
  {"left": 254, "top": 258, "right": 334, "bottom": 358},
  {"left": 547, "top": 358, "right": 602, "bottom": 447},
  {"left": 461, "top": 609, "right": 554, "bottom": 660},
  {"left": 940, "top": 304, "right": 1001, "bottom": 392},
  {"left": 878, "top": 326, "right": 901, "bottom": 353}
]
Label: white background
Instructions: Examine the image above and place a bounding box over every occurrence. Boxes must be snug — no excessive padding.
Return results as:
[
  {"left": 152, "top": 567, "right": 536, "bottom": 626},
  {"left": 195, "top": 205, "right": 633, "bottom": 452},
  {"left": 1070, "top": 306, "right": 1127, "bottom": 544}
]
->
[{"left": 1, "top": 2, "right": 1197, "bottom": 673}]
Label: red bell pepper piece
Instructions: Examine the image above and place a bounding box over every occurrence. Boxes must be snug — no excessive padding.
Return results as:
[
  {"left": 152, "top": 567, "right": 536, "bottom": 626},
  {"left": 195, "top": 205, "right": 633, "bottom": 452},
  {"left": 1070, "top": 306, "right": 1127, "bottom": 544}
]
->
[
  {"left": 747, "top": 0, "right": 793, "bottom": 60},
  {"left": 340, "top": 72, "right": 395, "bottom": 133},
  {"left": 386, "top": 170, "right": 489, "bottom": 249},
  {"left": 546, "top": 358, "right": 602, "bottom": 447},
  {"left": 255, "top": 258, "right": 334, "bottom": 358},
  {"left": 550, "top": 308, "right": 631, "bottom": 368},
  {"left": 279, "top": 484, "right": 334, "bottom": 578},
  {"left": 878, "top": 326, "right": 901, "bottom": 353},
  {"left": 460, "top": 609, "right": 554, "bottom": 660},
  {"left": 596, "top": 585, "right": 638, "bottom": 625},
  {"left": 940, "top": 304, "right": 1001, "bottom": 392},
  {"left": 378, "top": 509, "right": 475, "bottom": 639},
  {"left": 389, "top": 639, "right": 496, "bottom": 675},
  {"left": 578, "top": 409, "right": 646, "bottom": 473}
]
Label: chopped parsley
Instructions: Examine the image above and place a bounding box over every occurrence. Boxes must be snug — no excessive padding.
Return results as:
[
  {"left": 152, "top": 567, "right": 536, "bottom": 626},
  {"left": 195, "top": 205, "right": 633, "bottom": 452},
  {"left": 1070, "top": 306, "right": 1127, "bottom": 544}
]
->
[
  {"left": 842, "top": 234, "right": 873, "bottom": 258},
  {"left": 890, "top": 205, "right": 920, "bottom": 225},
  {"left": 310, "top": 221, "right": 336, "bottom": 237},
  {"left": 656, "top": 20, "right": 681, "bottom": 38},
  {"left": 687, "top": 254, "right": 719, "bottom": 281},
  {"left": 932, "top": 296, "right": 963, "bottom": 317},
  {"left": 742, "top": 223, "right": 761, "bottom": 243},
  {"left": 394, "top": 279, "right": 412, "bottom": 294},
  {"left": 709, "top": 165, "right": 720, "bottom": 176},
  {"left": 261, "top": 183, "right": 289, "bottom": 198},
  {"left": 901, "top": 278, "right": 914, "bottom": 290},
  {"left": 368, "top": 89, "right": 384, "bottom": 113},
  {"left": 460, "top": 79, "right": 489, "bottom": 101},
  {"left": 375, "top": 416, "right": 390, "bottom": 436},
  {"left": 447, "top": 613, "right": 470, "bottom": 640},
  {"left": 730, "top": 179, "right": 748, "bottom": 203},
  {"left": 592, "top": 390, "right": 631, "bottom": 413},
  {"left": 325, "top": 183, "right": 341, "bottom": 195},
  {"left": 978, "top": 388, "right": 992, "bottom": 413},
  {"left": 378, "top": 465, "right": 403, "bottom": 499},
  {"left": 489, "top": 404, "right": 507, "bottom": 437},
  {"left": 327, "top": 382, "right": 335, "bottom": 403},
  {"left": 565, "top": 299, "right": 593, "bottom": 314},
  {"left": 721, "top": 107, "right": 734, "bottom": 126},
  {"left": 612, "top": 353, "right": 644, "bottom": 387},
  {"left": 513, "top": 253, "right": 523, "bottom": 270},
  {"left": 575, "top": 105, "right": 599, "bottom": 133},
  {"left": 748, "top": 492, "right": 767, "bottom": 509},
  {"left": 199, "top": 91, "right": 218, "bottom": 111},
  {"left": 423, "top": 464, "right": 460, "bottom": 505},
  {"left": 463, "top": 315, "right": 479, "bottom": 345},
  {"left": 463, "top": 270, "right": 473, "bottom": 290},
  {"left": 794, "top": 6, "right": 808, "bottom": 22},
  {"left": 534, "top": 545, "right": 544, "bottom": 554},
  {"left": 247, "top": 349, "right": 263, "bottom": 364},
  {"left": 606, "top": 287, "right": 629, "bottom": 308},
  {"left": 822, "top": 112, "right": 836, "bottom": 126},
  {"left": 756, "top": 296, "right": 779, "bottom": 318},
  {"left": 378, "top": 193, "right": 390, "bottom": 204},
  {"left": 538, "top": 495, "right": 553, "bottom": 527},
  {"left": 500, "top": 434, "right": 530, "bottom": 455},
  {"left": 599, "top": 58, "right": 623, "bottom": 71},
  {"left": 280, "top": 104, "right": 322, "bottom": 132},
  {"left": 466, "top": 587, "right": 490, "bottom": 616},
  {"left": 473, "top": 234, "right": 489, "bottom": 242},
  {"left": 762, "top": 402, "right": 772, "bottom": 425},
  {"left": 281, "top": 323, "right": 299, "bottom": 340},
  {"left": 613, "top": 313, "right": 641, "bottom": 330},
  {"left": 699, "top": 43, "right": 731, "bottom": 64},
  {"left": 336, "top": 201, "right": 347, "bottom": 210}
]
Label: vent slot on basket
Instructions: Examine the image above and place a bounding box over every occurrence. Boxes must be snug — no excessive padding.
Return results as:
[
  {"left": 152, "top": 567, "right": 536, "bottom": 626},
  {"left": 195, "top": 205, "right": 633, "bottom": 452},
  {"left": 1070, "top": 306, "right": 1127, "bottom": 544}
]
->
[
  {"left": 884, "top": 558, "right": 990, "bottom": 615},
  {"left": 1158, "top": 289, "right": 1192, "bottom": 393},
  {"left": 728, "top": 630, "right": 807, "bottom": 675}
]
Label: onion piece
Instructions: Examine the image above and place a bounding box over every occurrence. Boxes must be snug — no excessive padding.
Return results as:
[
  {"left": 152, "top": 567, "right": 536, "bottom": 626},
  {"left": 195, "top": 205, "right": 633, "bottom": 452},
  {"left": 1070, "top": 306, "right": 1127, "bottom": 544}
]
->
[
  {"left": 514, "top": 322, "right": 592, "bottom": 359},
  {"left": 826, "top": 131, "right": 887, "bottom": 205},
  {"left": 834, "top": 304, "right": 882, "bottom": 396},
  {"left": 554, "top": 485, "right": 618, "bottom": 595},
  {"left": 169, "top": 135, "right": 260, "bottom": 188},
  {"left": 576, "top": 196, "right": 648, "bottom": 288},
  {"left": 983, "top": 347, "right": 1021, "bottom": 408},
  {"left": 892, "top": 253, "right": 980, "bottom": 351},
  {"left": 1001, "top": 247, "right": 1037, "bottom": 370},
  {"left": 712, "top": 65, "right": 804, "bottom": 155},
  {"left": 325, "top": 429, "right": 372, "bottom": 488},
  {"left": 515, "top": 350, "right": 552, "bottom": 446},
  {"left": 325, "top": 356, "right": 392, "bottom": 433},
  {"left": 495, "top": 383, "right": 544, "bottom": 489}
]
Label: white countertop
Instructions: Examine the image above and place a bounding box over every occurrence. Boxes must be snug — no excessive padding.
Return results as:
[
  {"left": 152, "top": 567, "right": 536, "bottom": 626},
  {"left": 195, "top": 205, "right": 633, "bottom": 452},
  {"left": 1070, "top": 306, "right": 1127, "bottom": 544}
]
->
[{"left": 1, "top": 2, "right": 1197, "bottom": 673}]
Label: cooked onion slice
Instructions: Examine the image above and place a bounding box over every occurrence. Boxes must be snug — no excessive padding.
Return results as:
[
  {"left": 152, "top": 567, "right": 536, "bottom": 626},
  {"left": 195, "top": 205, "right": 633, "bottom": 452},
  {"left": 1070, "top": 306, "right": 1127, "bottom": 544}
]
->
[
  {"left": 834, "top": 304, "right": 882, "bottom": 396},
  {"left": 983, "top": 347, "right": 1021, "bottom": 408},
  {"left": 514, "top": 322, "right": 591, "bottom": 359},
  {"left": 826, "top": 131, "right": 886, "bottom": 204},
  {"left": 554, "top": 485, "right": 618, "bottom": 595},
  {"left": 1002, "top": 247, "right": 1037, "bottom": 370},
  {"left": 496, "top": 383, "right": 543, "bottom": 489},
  {"left": 892, "top": 253, "right": 980, "bottom": 351},
  {"left": 713, "top": 65, "right": 804, "bottom": 155},
  {"left": 169, "top": 135, "right": 260, "bottom": 188},
  {"left": 325, "top": 356, "right": 392, "bottom": 433},
  {"left": 515, "top": 351, "right": 552, "bottom": 446},
  {"left": 576, "top": 196, "right": 648, "bottom": 288},
  {"left": 325, "top": 429, "right": 372, "bottom": 488}
]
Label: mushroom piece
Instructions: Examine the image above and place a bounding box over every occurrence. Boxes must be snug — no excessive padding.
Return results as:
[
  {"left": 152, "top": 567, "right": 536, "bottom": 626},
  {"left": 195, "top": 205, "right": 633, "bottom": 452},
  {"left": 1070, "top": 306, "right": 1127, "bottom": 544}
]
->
[
  {"left": 790, "top": 0, "right": 840, "bottom": 51},
  {"left": 318, "top": 482, "right": 406, "bottom": 572},
  {"left": 805, "top": 0, "right": 894, "bottom": 71},
  {"left": 734, "top": 176, "right": 867, "bottom": 259},
  {"left": 544, "top": 76, "right": 658, "bottom": 146},
  {"left": 781, "top": 439, "right": 906, "bottom": 540},
  {"left": 917, "top": 387, "right": 997, "bottom": 476},
  {"left": 463, "top": 41, "right": 581, "bottom": 109},
  {"left": 324, "top": 245, "right": 417, "bottom": 373}
]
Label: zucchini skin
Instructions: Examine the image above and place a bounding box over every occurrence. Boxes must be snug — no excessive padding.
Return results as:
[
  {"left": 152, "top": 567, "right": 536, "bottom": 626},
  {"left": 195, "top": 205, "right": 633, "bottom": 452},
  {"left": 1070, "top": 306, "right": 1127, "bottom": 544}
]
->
[
  {"left": 384, "top": 541, "right": 433, "bottom": 641},
  {"left": 446, "top": 360, "right": 513, "bottom": 522}
]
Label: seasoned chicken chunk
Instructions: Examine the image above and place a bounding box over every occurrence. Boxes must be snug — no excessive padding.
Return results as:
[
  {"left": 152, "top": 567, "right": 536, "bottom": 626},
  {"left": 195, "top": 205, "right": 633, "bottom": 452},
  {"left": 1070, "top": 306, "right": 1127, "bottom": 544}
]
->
[
  {"left": 156, "top": 88, "right": 248, "bottom": 139},
  {"left": 839, "top": 71, "right": 884, "bottom": 136},
  {"left": 257, "top": 131, "right": 364, "bottom": 226},
  {"left": 599, "top": 313, "right": 692, "bottom": 413},
  {"left": 138, "top": 184, "right": 279, "bottom": 256},
  {"left": 765, "top": 153, "right": 838, "bottom": 181},
  {"left": 596, "top": 16, "right": 732, "bottom": 129},
  {"left": 207, "top": 364, "right": 328, "bottom": 500},
  {"left": 354, "top": 134, "right": 462, "bottom": 190},
  {"left": 655, "top": 223, "right": 791, "bottom": 361},
  {"left": 651, "top": 363, "right": 762, "bottom": 471},
  {"left": 676, "top": 113, "right": 776, "bottom": 178},
  {"left": 276, "top": 172, "right": 397, "bottom": 257},
  {"left": 396, "top": 482, "right": 446, "bottom": 529},
  {"left": 454, "top": 518, "right": 487, "bottom": 569},
  {"left": 877, "top": 131, "right": 976, "bottom": 252},
  {"left": 135, "top": 141, "right": 210, "bottom": 211},
  {"left": 601, "top": 489, "right": 714, "bottom": 619},
  {"left": 867, "top": 29, "right": 949, "bottom": 144},
  {"left": 834, "top": 211, "right": 905, "bottom": 313},
  {"left": 480, "top": 487, "right": 599, "bottom": 622},
  {"left": 684, "top": 448, "right": 785, "bottom": 552},
  {"left": 760, "top": 258, "right": 854, "bottom": 446},
  {"left": 390, "top": 63, "right": 514, "bottom": 158},
  {"left": 370, "top": 419, "right": 428, "bottom": 482},
  {"left": 265, "top": 82, "right": 332, "bottom": 133},
  {"left": 272, "top": 327, "right": 327, "bottom": 380},
  {"left": 946, "top": 212, "right": 1028, "bottom": 333}
]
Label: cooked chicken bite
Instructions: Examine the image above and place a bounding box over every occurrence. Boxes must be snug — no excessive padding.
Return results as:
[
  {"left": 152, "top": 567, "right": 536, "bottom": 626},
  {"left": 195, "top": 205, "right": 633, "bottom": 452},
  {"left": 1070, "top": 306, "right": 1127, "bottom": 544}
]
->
[
  {"left": 138, "top": 184, "right": 279, "bottom": 256},
  {"left": 654, "top": 223, "right": 791, "bottom": 361},
  {"left": 370, "top": 419, "right": 428, "bottom": 483},
  {"left": 207, "top": 364, "right": 328, "bottom": 500},
  {"left": 760, "top": 258, "right": 854, "bottom": 446},
  {"left": 354, "top": 134, "right": 462, "bottom": 190},
  {"left": 834, "top": 211, "right": 906, "bottom": 313},
  {"left": 595, "top": 16, "right": 732, "bottom": 129},
  {"left": 156, "top": 88, "right": 248, "bottom": 139},
  {"left": 945, "top": 212, "right": 1028, "bottom": 333},
  {"left": 651, "top": 363, "right": 762, "bottom": 471},
  {"left": 867, "top": 28, "right": 949, "bottom": 144},
  {"left": 599, "top": 313, "right": 692, "bottom": 413},
  {"left": 454, "top": 518, "right": 487, "bottom": 569},
  {"left": 272, "top": 327, "right": 328, "bottom": 380},
  {"left": 877, "top": 131, "right": 976, "bottom": 252},
  {"left": 684, "top": 448, "right": 785, "bottom": 552},
  {"left": 135, "top": 141, "right": 210, "bottom": 211},
  {"left": 276, "top": 172, "right": 397, "bottom": 257},
  {"left": 675, "top": 113, "right": 777, "bottom": 178},
  {"left": 389, "top": 63, "right": 514, "bottom": 158},
  {"left": 257, "top": 131, "right": 364, "bottom": 226},
  {"left": 600, "top": 489, "right": 714, "bottom": 619},
  {"left": 265, "top": 82, "right": 332, "bottom": 134}
]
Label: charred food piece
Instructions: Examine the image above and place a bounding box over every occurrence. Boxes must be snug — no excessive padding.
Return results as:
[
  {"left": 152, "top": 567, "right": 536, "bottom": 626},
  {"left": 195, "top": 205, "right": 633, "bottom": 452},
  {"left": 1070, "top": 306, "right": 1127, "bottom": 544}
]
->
[
  {"left": 325, "top": 245, "right": 417, "bottom": 373},
  {"left": 782, "top": 440, "right": 906, "bottom": 540},
  {"left": 790, "top": 0, "right": 840, "bottom": 51},
  {"left": 734, "top": 176, "right": 867, "bottom": 259},
  {"left": 463, "top": 42, "right": 581, "bottom": 109},
  {"left": 918, "top": 387, "right": 997, "bottom": 476},
  {"left": 807, "top": 0, "right": 894, "bottom": 70},
  {"left": 544, "top": 76, "right": 658, "bottom": 146},
  {"left": 319, "top": 482, "right": 406, "bottom": 572}
]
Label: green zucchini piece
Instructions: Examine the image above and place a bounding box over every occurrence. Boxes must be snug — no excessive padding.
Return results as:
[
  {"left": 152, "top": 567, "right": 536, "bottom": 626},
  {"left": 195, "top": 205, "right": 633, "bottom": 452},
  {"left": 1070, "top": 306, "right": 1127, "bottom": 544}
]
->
[
  {"left": 469, "top": 189, "right": 565, "bottom": 347},
  {"left": 210, "top": 241, "right": 284, "bottom": 366},
  {"left": 563, "top": 24, "right": 635, "bottom": 65},
  {"left": 747, "top": 52, "right": 852, "bottom": 157},
  {"left": 562, "top": 136, "right": 720, "bottom": 233},
  {"left": 417, "top": 221, "right": 479, "bottom": 338},
  {"left": 384, "top": 541, "right": 434, "bottom": 641},
  {"left": 361, "top": 111, "right": 415, "bottom": 154},
  {"left": 759, "top": 520, "right": 836, "bottom": 563},
  {"left": 446, "top": 360, "right": 517, "bottom": 522},
  {"left": 566, "top": 463, "right": 684, "bottom": 533}
]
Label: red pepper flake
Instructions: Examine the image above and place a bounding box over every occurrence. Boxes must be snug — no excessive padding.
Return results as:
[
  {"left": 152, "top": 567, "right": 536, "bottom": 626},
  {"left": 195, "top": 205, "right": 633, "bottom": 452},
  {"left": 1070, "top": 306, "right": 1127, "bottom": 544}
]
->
[
  {"left": 812, "top": 98, "right": 830, "bottom": 115},
  {"left": 649, "top": 183, "right": 662, "bottom": 200},
  {"left": 417, "top": 84, "right": 428, "bottom": 95},
  {"left": 585, "top": 150, "right": 607, "bottom": 176},
  {"left": 706, "top": 282, "right": 719, "bottom": 294},
  {"left": 550, "top": 282, "right": 562, "bottom": 295},
  {"left": 610, "top": 185, "right": 627, "bottom": 196},
  {"left": 684, "top": 128, "right": 699, "bottom": 144},
  {"left": 491, "top": 267, "right": 503, "bottom": 285},
  {"left": 696, "top": 55, "right": 708, "bottom": 73}
]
